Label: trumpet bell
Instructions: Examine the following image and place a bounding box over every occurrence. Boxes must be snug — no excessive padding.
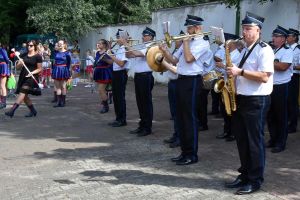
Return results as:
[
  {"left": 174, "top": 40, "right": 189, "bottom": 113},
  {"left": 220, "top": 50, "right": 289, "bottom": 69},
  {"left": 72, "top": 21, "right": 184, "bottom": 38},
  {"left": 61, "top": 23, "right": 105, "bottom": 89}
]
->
[{"left": 146, "top": 46, "right": 167, "bottom": 72}]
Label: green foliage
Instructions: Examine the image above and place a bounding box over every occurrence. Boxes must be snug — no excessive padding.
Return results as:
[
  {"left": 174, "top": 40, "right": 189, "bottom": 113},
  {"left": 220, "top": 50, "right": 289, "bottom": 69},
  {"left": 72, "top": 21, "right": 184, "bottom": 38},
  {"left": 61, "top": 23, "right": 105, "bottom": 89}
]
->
[
  {"left": 0, "top": 0, "right": 35, "bottom": 44},
  {"left": 1, "top": 0, "right": 273, "bottom": 43},
  {"left": 26, "top": 0, "right": 112, "bottom": 41},
  {"left": 223, "top": 0, "right": 273, "bottom": 8}
]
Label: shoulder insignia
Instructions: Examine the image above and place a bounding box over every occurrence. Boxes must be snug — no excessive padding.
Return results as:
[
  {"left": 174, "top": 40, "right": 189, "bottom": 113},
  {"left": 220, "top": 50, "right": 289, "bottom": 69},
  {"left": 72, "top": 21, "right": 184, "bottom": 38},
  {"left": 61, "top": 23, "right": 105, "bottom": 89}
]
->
[
  {"left": 296, "top": 44, "right": 300, "bottom": 49},
  {"left": 203, "top": 35, "right": 209, "bottom": 41},
  {"left": 284, "top": 44, "right": 289, "bottom": 49},
  {"left": 259, "top": 41, "right": 267, "bottom": 48}
]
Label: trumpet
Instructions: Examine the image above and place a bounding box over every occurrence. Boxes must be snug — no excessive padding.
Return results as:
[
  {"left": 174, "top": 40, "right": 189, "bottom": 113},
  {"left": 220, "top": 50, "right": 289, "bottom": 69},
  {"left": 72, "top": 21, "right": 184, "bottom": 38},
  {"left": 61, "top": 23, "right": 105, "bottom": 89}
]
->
[
  {"left": 109, "top": 37, "right": 139, "bottom": 47},
  {"left": 164, "top": 31, "right": 212, "bottom": 47}
]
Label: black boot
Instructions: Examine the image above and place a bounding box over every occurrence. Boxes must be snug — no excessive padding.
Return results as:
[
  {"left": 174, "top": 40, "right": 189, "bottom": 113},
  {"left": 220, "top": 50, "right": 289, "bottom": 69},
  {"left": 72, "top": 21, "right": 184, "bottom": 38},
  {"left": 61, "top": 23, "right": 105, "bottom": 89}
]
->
[
  {"left": 25, "top": 104, "right": 37, "bottom": 117},
  {"left": 51, "top": 91, "right": 57, "bottom": 103},
  {"left": 5, "top": 103, "right": 19, "bottom": 118},
  {"left": 53, "top": 95, "right": 62, "bottom": 107},
  {"left": 0, "top": 96, "right": 6, "bottom": 109},
  {"left": 100, "top": 100, "right": 109, "bottom": 113},
  {"left": 61, "top": 95, "right": 66, "bottom": 107}
]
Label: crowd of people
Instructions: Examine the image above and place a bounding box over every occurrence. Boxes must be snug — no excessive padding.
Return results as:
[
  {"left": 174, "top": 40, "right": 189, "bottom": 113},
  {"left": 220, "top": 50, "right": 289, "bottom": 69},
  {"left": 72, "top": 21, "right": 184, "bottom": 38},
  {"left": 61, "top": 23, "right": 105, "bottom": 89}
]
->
[{"left": 0, "top": 11, "right": 299, "bottom": 195}]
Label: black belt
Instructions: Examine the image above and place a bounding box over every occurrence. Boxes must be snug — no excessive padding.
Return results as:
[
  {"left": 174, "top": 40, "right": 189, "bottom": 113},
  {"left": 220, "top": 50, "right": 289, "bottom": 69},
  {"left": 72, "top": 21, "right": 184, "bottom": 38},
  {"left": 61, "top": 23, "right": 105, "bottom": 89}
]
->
[
  {"left": 178, "top": 74, "right": 202, "bottom": 79},
  {"left": 135, "top": 71, "right": 152, "bottom": 75}
]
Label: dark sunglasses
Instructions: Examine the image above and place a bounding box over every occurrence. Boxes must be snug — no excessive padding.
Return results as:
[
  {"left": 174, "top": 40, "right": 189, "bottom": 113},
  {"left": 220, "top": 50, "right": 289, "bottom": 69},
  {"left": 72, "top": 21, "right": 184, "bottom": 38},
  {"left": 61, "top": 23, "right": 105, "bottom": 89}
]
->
[{"left": 28, "top": 45, "right": 34, "bottom": 47}]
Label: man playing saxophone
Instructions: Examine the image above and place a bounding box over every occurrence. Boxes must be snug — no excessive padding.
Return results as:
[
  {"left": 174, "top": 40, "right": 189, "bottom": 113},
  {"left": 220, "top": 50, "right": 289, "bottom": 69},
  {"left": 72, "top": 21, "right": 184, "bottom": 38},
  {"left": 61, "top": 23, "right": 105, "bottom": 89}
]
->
[{"left": 221, "top": 12, "right": 274, "bottom": 195}]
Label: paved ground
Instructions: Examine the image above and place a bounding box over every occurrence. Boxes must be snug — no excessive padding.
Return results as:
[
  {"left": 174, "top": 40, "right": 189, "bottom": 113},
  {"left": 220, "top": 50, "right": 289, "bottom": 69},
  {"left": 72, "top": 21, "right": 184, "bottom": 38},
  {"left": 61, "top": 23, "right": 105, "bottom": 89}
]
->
[{"left": 0, "top": 79, "right": 299, "bottom": 200}]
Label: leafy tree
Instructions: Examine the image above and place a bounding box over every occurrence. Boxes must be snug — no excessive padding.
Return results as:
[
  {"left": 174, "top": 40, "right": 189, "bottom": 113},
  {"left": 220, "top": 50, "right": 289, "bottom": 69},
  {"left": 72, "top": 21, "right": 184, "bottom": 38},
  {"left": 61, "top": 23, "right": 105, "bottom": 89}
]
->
[
  {"left": 26, "top": 0, "right": 112, "bottom": 41},
  {"left": 0, "top": 0, "right": 35, "bottom": 44}
]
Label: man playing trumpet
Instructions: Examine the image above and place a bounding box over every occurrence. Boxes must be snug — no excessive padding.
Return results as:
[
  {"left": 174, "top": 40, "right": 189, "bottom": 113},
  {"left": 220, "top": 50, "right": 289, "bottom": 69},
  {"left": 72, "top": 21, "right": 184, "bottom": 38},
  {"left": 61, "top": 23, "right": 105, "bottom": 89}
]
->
[
  {"left": 159, "top": 15, "right": 212, "bottom": 165},
  {"left": 125, "top": 27, "right": 156, "bottom": 136}
]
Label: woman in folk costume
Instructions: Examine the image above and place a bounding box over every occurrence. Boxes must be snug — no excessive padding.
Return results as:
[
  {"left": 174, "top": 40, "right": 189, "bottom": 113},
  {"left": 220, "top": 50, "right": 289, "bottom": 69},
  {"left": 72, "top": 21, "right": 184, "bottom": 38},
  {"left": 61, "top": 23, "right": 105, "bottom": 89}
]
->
[
  {"left": 0, "top": 42, "right": 10, "bottom": 109},
  {"left": 51, "top": 40, "right": 71, "bottom": 107},
  {"left": 5, "top": 40, "right": 42, "bottom": 117},
  {"left": 93, "top": 39, "right": 113, "bottom": 113}
]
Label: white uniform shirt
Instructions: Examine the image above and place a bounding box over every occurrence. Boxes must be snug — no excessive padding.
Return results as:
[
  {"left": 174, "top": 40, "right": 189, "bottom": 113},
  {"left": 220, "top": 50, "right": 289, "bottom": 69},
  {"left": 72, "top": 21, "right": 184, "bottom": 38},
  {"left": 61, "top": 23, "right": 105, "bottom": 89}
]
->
[
  {"left": 236, "top": 42, "right": 274, "bottom": 96},
  {"left": 273, "top": 46, "right": 293, "bottom": 84},
  {"left": 289, "top": 43, "right": 300, "bottom": 74},
  {"left": 173, "top": 37, "right": 212, "bottom": 76},
  {"left": 113, "top": 45, "right": 129, "bottom": 71},
  {"left": 134, "top": 43, "right": 152, "bottom": 73}
]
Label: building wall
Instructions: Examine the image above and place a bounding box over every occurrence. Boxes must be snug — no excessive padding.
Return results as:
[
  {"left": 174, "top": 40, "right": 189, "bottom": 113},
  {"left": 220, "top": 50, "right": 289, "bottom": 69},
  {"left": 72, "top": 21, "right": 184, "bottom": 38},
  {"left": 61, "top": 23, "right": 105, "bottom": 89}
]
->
[{"left": 79, "top": 0, "right": 300, "bottom": 83}]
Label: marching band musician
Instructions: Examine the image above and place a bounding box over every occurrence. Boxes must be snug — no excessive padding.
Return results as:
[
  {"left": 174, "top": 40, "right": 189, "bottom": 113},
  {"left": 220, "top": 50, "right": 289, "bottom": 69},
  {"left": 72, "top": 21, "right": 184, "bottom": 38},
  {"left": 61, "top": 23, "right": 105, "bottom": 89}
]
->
[
  {"left": 125, "top": 27, "right": 156, "bottom": 136},
  {"left": 163, "top": 32, "right": 183, "bottom": 148},
  {"left": 223, "top": 12, "right": 274, "bottom": 195},
  {"left": 107, "top": 29, "right": 129, "bottom": 127},
  {"left": 267, "top": 26, "right": 293, "bottom": 153},
  {"left": 159, "top": 14, "right": 212, "bottom": 165},
  {"left": 287, "top": 28, "right": 300, "bottom": 134}
]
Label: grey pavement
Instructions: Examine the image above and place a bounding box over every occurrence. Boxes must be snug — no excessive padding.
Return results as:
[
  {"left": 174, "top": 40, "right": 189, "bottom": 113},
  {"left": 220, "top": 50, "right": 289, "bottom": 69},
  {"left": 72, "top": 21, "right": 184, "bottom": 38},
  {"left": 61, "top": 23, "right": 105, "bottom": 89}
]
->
[{"left": 0, "top": 80, "right": 299, "bottom": 200}]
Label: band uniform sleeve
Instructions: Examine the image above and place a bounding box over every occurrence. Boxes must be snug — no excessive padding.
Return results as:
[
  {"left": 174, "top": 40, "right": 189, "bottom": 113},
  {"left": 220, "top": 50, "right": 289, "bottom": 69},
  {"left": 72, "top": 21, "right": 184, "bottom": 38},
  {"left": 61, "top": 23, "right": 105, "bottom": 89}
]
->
[
  {"left": 190, "top": 40, "right": 210, "bottom": 61},
  {"left": 279, "top": 48, "right": 293, "bottom": 64},
  {"left": 173, "top": 45, "right": 183, "bottom": 59},
  {"left": 258, "top": 46, "right": 275, "bottom": 73}
]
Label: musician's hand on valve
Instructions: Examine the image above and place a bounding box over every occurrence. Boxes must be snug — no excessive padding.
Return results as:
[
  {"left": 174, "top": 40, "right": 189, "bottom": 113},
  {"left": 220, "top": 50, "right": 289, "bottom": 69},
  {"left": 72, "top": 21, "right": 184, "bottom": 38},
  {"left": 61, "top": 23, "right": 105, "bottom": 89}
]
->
[
  {"left": 159, "top": 44, "right": 168, "bottom": 52},
  {"left": 226, "top": 64, "right": 241, "bottom": 76},
  {"left": 215, "top": 62, "right": 225, "bottom": 68}
]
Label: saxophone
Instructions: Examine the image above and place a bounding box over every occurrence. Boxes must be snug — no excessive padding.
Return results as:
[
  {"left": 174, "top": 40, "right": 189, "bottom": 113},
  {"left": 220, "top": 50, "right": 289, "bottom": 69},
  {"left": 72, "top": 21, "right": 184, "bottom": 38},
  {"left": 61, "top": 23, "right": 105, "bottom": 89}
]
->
[{"left": 214, "top": 40, "right": 237, "bottom": 116}]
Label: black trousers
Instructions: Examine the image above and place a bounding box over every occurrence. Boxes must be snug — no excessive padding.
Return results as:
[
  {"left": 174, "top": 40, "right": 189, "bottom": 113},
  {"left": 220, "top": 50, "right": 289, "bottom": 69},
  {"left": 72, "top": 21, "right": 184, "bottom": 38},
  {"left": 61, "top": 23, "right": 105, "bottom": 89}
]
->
[
  {"left": 267, "top": 83, "right": 289, "bottom": 149},
  {"left": 198, "top": 88, "right": 210, "bottom": 128},
  {"left": 211, "top": 89, "right": 221, "bottom": 113},
  {"left": 220, "top": 101, "right": 232, "bottom": 135},
  {"left": 176, "top": 75, "right": 202, "bottom": 158},
  {"left": 134, "top": 72, "right": 154, "bottom": 132},
  {"left": 168, "top": 80, "right": 180, "bottom": 142},
  {"left": 288, "top": 73, "right": 299, "bottom": 131},
  {"left": 232, "top": 95, "right": 270, "bottom": 186},
  {"left": 112, "top": 70, "right": 128, "bottom": 122}
]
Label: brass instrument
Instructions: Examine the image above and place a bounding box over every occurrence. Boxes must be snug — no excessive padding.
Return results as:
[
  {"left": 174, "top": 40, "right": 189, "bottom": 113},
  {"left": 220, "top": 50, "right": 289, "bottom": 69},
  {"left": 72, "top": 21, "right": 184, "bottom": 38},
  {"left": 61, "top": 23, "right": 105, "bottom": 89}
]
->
[
  {"left": 214, "top": 40, "right": 237, "bottom": 116},
  {"left": 146, "top": 31, "right": 212, "bottom": 72},
  {"left": 109, "top": 37, "right": 139, "bottom": 47}
]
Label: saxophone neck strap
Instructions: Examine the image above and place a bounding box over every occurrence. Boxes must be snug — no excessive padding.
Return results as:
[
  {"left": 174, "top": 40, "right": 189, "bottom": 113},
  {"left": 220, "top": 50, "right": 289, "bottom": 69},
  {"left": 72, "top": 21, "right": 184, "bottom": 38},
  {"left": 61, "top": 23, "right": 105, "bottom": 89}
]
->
[{"left": 238, "top": 40, "right": 259, "bottom": 69}]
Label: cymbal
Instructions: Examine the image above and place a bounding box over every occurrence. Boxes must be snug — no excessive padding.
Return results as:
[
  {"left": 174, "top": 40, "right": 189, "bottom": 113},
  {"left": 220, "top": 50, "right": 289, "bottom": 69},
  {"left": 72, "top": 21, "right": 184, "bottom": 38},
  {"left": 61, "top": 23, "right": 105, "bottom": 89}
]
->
[{"left": 146, "top": 46, "right": 166, "bottom": 72}]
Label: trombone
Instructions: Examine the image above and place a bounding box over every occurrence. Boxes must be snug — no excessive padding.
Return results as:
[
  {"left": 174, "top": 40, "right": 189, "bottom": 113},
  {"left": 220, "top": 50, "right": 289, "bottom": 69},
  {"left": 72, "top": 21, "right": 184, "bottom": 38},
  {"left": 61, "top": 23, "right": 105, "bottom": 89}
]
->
[{"left": 108, "top": 31, "right": 213, "bottom": 55}]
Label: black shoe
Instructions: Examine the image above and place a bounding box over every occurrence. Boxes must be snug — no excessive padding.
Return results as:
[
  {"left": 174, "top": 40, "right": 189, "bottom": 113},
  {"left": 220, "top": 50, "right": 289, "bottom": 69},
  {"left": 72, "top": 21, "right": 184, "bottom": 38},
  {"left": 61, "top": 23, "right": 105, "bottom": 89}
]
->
[
  {"left": 137, "top": 130, "right": 151, "bottom": 137},
  {"left": 175, "top": 156, "right": 198, "bottom": 165},
  {"left": 171, "top": 154, "right": 184, "bottom": 162},
  {"left": 271, "top": 146, "right": 285, "bottom": 153},
  {"left": 169, "top": 141, "right": 180, "bottom": 148},
  {"left": 216, "top": 132, "right": 229, "bottom": 139},
  {"left": 199, "top": 126, "right": 208, "bottom": 131},
  {"left": 25, "top": 111, "right": 37, "bottom": 117},
  {"left": 225, "top": 177, "right": 247, "bottom": 188},
  {"left": 163, "top": 136, "right": 176, "bottom": 144},
  {"left": 5, "top": 111, "right": 14, "bottom": 118},
  {"left": 111, "top": 121, "right": 127, "bottom": 127},
  {"left": 129, "top": 127, "right": 143, "bottom": 134},
  {"left": 235, "top": 184, "right": 260, "bottom": 195},
  {"left": 225, "top": 135, "right": 235, "bottom": 142}
]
